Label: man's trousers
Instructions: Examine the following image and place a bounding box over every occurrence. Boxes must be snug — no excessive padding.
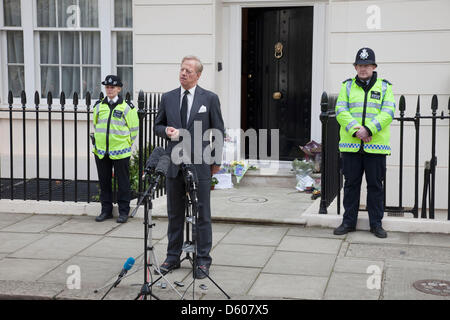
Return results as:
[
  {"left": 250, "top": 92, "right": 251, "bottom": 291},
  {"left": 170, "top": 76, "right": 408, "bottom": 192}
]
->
[
  {"left": 341, "top": 152, "right": 386, "bottom": 229},
  {"left": 165, "top": 170, "right": 212, "bottom": 266}
]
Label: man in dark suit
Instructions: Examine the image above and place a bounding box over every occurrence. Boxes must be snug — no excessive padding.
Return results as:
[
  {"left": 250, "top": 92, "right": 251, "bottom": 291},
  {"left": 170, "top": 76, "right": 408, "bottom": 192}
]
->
[{"left": 154, "top": 55, "right": 225, "bottom": 279}]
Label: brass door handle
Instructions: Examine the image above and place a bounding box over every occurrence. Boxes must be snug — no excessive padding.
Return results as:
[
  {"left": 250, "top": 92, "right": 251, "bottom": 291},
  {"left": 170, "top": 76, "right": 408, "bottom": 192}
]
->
[{"left": 273, "top": 92, "right": 282, "bottom": 100}]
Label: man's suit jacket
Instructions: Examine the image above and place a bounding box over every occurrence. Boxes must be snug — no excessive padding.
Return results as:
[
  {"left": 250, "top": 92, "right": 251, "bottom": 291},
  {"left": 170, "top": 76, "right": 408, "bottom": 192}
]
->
[{"left": 154, "top": 85, "right": 225, "bottom": 180}]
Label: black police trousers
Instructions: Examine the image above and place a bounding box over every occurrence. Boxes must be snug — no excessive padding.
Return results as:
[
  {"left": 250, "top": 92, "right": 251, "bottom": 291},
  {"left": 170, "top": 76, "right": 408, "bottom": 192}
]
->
[
  {"left": 341, "top": 152, "right": 386, "bottom": 229},
  {"left": 95, "top": 155, "right": 131, "bottom": 217}
]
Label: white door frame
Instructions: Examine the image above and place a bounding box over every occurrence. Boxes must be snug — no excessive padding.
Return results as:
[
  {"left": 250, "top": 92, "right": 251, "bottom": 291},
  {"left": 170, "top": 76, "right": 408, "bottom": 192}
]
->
[{"left": 224, "top": 1, "right": 326, "bottom": 161}]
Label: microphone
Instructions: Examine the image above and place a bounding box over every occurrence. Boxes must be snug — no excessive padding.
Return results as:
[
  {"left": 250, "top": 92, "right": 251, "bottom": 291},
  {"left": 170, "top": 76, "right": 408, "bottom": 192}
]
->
[
  {"left": 143, "top": 147, "right": 166, "bottom": 177},
  {"left": 155, "top": 154, "right": 171, "bottom": 177},
  {"left": 99, "top": 257, "right": 135, "bottom": 298},
  {"left": 119, "top": 257, "right": 135, "bottom": 278}
]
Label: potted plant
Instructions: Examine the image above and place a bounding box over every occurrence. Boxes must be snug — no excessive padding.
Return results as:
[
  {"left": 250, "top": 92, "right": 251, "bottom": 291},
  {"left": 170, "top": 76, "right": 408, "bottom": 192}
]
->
[{"left": 211, "top": 177, "right": 219, "bottom": 190}]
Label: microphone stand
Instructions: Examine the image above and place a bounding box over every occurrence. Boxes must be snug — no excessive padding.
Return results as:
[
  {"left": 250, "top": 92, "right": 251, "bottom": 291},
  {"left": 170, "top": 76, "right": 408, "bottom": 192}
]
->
[
  {"left": 133, "top": 172, "right": 183, "bottom": 300},
  {"left": 179, "top": 165, "right": 230, "bottom": 300}
]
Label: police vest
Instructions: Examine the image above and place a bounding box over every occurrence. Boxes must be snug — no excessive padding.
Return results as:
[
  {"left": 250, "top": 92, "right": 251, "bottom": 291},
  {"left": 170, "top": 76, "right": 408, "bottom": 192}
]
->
[
  {"left": 92, "top": 97, "right": 139, "bottom": 159},
  {"left": 335, "top": 77, "right": 396, "bottom": 155}
]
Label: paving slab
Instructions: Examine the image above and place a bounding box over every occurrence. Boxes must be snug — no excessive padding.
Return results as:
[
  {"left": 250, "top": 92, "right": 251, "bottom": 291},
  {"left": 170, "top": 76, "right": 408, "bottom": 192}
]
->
[
  {"left": 408, "top": 233, "right": 450, "bottom": 247},
  {"left": 263, "top": 251, "right": 335, "bottom": 277},
  {"left": 38, "top": 256, "right": 127, "bottom": 289},
  {"left": 0, "top": 258, "right": 63, "bottom": 281},
  {"left": 382, "top": 266, "right": 450, "bottom": 300},
  {"left": 334, "top": 257, "right": 384, "bottom": 274},
  {"left": 9, "top": 234, "right": 102, "bottom": 260},
  {"left": 277, "top": 236, "right": 342, "bottom": 255},
  {"left": 0, "top": 213, "right": 32, "bottom": 230},
  {"left": 193, "top": 265, "right": 261, "bottom": 297},
  {"left": 248, "top": 273, "right": 328, "bottom": 300},
  {"left": 0, "top": 232, "right": 46, "bottom": 254},
  {"left": 77, "top": 237, "right": 144, "bottom": 260},
  {"left": 346, "top": 243, "right": 450, "bottom": 264},
  {"left": 210, "top": 187, "right": 312, "bottom": 223},
  {"left": 287, "top": 226, "right": 346, "bottom": 239},
  {"left": 346, "top": 230, "right": 409, "bottom": 245},
  {"left": 49, "top": 216, "right": 120, "bottom": 235},
  {"left": 384, "top": 259, "right": 450, "bottom": 271},
  {"left": 1, "top": 215, "right": 70, "bottom": 233},
  {"left": 0, "top": 280, "right": 65, "bottom": 299},
  {"left": 106, "top": 218, "right": 167, "bottom": 239},
  {"left": 221, "top": 225, "right": 287, "bottom": 246},
  {"left": 324, "top": 272, "right": 381, "bottom": 300},
  {"left": 211, "top": 244, "right": 275, "bottom": 268}
]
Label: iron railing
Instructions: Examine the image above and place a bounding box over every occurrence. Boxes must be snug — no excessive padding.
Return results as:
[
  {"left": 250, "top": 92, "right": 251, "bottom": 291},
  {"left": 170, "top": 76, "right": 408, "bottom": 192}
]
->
[{"left": 0, "top": 90, "right": 165, "bottom": 203}]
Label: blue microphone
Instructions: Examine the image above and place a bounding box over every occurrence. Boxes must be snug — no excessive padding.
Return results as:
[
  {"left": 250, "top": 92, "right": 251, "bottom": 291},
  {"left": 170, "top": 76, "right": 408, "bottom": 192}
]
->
[{"left": 119, "top": 257, "right": 135, "bottom": 278}]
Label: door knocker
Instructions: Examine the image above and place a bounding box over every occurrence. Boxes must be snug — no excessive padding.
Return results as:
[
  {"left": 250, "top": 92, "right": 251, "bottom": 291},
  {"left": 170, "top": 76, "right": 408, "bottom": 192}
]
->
[{"left": 274, "top": 42, "right": 283, "bottom": 59}]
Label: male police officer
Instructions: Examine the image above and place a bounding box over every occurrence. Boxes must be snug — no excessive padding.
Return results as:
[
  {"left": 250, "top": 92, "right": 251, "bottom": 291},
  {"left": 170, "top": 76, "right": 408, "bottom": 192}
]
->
[
  {"left": 93, "top": 75, "right": 139, "bottom": 223},
  {"left": 333, "top": 48, "right": 396, "bottom": 238}
]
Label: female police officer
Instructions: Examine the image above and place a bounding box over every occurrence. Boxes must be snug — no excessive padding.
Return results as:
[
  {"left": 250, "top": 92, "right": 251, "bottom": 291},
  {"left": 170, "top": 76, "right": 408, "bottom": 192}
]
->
[{"left": 92, "top": 75, "right": 139, "bottom": 223}]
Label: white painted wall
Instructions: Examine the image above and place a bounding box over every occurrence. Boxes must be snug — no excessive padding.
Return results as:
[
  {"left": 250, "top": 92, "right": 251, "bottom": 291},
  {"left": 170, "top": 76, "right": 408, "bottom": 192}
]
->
[{"left": 133, "top": 0, "right": 218, "bottom": 93}]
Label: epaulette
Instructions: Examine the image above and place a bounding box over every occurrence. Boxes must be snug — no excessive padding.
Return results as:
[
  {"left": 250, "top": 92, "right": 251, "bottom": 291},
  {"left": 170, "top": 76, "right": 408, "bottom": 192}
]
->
[
  {"left": 126, "top": 100, "right": 135, "bottom": 109},
  {"left": 93, "top": 99, "right": 102, "bottom": 107},
  {"left": 342, "top": 78, "right": 352, "bottom": 84},
  {"left": 382, "top": 79, "right": 392, "bottom": 85}
]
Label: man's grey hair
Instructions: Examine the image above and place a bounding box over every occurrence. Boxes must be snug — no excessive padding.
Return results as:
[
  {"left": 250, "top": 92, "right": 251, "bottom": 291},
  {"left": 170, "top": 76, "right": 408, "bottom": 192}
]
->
[{"left": 181, "top": 55, "right": 203, "bottom": 73}]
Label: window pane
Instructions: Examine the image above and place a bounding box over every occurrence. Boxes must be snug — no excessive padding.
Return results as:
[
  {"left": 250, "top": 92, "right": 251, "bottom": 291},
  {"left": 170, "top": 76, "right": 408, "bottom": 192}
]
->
[
  {"left": 58, "top": 0, "right": 77, "bottom": 28},
  {"left": 8, "top": 66, "right": 25, "bottom": 97},
  {"left": 40, "top": 32, "right": 59, "bottom": 64},
  {"left": 82, "top": 67, "right": 101, "bottom": 99},
  {"left": 82, "top": 32, "right": 100, "bottom": 65},
  {"left": 114, "top": 0, "right": 132, "bottom": 28},
  {"left": 117, "top": 32, "right": 133, "bottom": 65},
  {"left": 80, "top": 0, "right": 98, "bottom": 28},
  {"left": 117, "top": 67, "right": 133, "bottom": 99},
  {"left": 61, "top": 32, "right": 80, "bottom": 64},
  {"left": 37, "top": 0, "right": 57, "bottom": 27},
  {"left": 41, "top": 66, "right": 60, "bottom": 98},
  {"left": 3, "top": 0, "right": 21, "bottom": 26},
  {"left": 7, "top": 31, "right": 24, "bottom": 63},
  {"left": 62, "top": 67, "right": 80, "bottom": 98}
]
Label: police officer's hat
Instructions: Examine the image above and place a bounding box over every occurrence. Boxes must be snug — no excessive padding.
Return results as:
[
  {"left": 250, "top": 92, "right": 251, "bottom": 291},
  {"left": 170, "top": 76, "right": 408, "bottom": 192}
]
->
[
  {"left": 354, "top": 47, "right": 377, "bottom": 67},
  {"left": 101, "top": 75, "right": 123, "bottom": 87}
]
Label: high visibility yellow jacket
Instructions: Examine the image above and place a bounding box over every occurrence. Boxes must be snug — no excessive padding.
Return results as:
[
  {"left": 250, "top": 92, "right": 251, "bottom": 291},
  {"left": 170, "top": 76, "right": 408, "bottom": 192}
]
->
[
  {"left": 335, "top": 73, "right": 396, "bottom": 155},
  {"left": 92, "top": 96, "right": 139, "bottom": 159}
]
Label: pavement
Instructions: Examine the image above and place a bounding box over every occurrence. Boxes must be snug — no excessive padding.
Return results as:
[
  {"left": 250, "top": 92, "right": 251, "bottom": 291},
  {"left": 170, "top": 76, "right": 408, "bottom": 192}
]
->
[{"left": 0, "top": 185, "right": 449, "bottom": 300}]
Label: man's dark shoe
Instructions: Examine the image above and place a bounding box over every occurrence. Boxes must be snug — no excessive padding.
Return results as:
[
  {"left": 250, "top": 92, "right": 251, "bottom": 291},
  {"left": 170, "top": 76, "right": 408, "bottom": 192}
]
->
[
  {"left": 116, "top": 215, "right": 128, "bottom": 223},
  {"left": 195, "top": 264, "right": 210, "bottom": 280},
  {"left": 333, "top": 223, "right": 356, "bottom": 235},
  {"left": 95, "top": 212, "right": 113, "bottom": 222},
  {"left": 370, "top": 226, "right": 387, "bottom": 238},
  {"left": 155, "top": 260, "right": 180, "bottom": 275}
]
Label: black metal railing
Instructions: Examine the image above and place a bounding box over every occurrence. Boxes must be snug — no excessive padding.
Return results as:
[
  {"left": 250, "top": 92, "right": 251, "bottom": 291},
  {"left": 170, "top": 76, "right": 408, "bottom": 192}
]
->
[
  {"left": 320, "top": 92, "right": 450, "bottom": 220},
  {"left": 0, "top": 90, "right": 165, "bottom": 203},
  {"left": 319, "top": 92, "right": 342, "bottom": 215}
]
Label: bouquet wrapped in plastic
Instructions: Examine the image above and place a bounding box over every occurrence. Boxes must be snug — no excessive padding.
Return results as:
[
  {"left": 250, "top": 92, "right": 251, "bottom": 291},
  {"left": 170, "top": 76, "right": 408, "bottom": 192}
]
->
[{"left": 299, "top": 140, "right": 322, "bottom": 173}]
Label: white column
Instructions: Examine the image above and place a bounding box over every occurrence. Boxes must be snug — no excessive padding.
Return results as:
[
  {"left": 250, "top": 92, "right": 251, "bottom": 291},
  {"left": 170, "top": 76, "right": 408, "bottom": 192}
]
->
[
  {"left": 21, "top": 0, "right": 36, "bottom": 105},
  {"left": 99, "top": 0, "right": 112, "bottom": 83},
  {"left": 311, "top": 3, "right": 327, "bottom": 143}
]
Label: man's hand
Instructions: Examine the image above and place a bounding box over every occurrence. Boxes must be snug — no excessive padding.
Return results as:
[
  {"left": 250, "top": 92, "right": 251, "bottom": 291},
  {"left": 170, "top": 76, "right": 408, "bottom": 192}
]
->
[
  {"left": 211, "top": 165, "right": 221, "bottom": 176},
  {"left": 166, "top": 126, "right": 179, "bottom": 140},
  {"left": 355, "top": 126, "right": 369, "bottom": 139},
  {"left": 354, "top": 126, "right": 372, "bottom": 143}
]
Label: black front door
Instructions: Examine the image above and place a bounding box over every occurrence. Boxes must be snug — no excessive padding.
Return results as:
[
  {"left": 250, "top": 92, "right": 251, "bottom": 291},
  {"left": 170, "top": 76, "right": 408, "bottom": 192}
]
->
[{"left": 242, "top": 7, "right": 313, "bottom": 161}]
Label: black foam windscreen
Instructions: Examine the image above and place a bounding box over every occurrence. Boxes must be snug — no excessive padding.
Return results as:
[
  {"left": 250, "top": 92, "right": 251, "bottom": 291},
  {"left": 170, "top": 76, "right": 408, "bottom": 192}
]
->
[
  {"left": 145, "top": 147, "right": 166, "bottom": 172},
  {"left": 155, "top": 154, "right": 171, "bottom": 177}
]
